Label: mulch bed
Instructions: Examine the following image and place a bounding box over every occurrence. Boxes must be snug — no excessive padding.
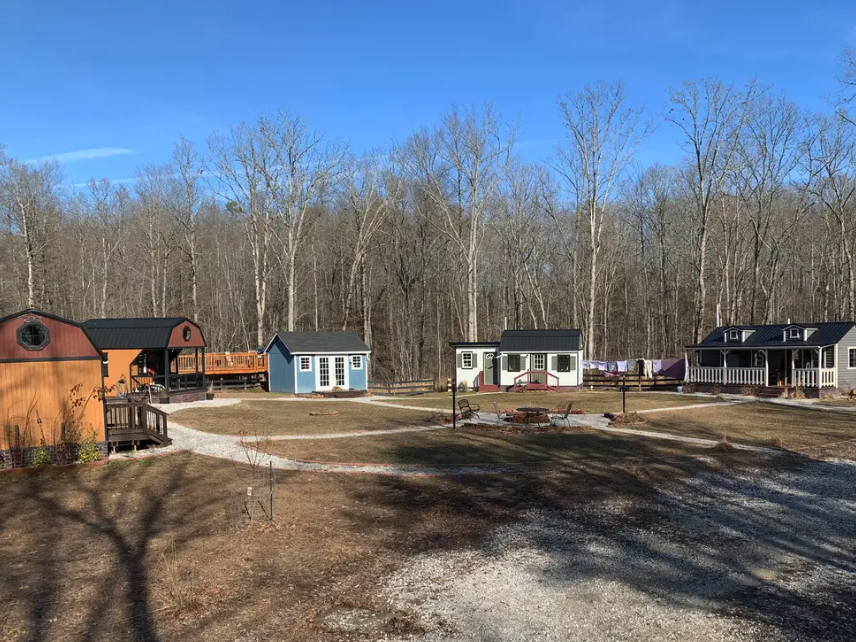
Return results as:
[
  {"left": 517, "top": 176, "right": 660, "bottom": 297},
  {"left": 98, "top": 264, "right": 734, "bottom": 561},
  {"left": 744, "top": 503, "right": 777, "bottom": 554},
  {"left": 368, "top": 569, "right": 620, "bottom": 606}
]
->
[
  {"left": 605, "top": 412, "right": 647, "bottom": 427},
  {"left": 462, "top": 424, "right": 588, "bottom": 435}
]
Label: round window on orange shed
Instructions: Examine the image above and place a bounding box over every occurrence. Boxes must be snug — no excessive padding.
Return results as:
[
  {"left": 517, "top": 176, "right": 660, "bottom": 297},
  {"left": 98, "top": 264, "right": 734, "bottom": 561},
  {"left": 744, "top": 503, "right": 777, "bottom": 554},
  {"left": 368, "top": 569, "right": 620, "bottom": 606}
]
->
[{"left": 17, "top": 321, "right": 50, "bottom": 351}]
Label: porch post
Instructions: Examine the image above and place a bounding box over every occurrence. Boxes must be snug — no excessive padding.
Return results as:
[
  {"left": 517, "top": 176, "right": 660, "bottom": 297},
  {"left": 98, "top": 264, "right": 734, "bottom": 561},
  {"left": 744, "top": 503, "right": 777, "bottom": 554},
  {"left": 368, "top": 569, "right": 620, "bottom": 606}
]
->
[
  {"left": 163, "top": 348, "right": 171, "bottom": 392},
  {"left": 201, "top": 347, "right": 207, "bottom": 390},
  {"left": 721, "top": 349, "right": 728, "bottom": 385},
  {"left": 790, "top": 350, "right": 796, "bottom": 387},
  {"left": 683, "top": 350, "right": 688, "bottom": 382},
  {"left": 765, "top": 350, "right": 769, "bottom": 388}
]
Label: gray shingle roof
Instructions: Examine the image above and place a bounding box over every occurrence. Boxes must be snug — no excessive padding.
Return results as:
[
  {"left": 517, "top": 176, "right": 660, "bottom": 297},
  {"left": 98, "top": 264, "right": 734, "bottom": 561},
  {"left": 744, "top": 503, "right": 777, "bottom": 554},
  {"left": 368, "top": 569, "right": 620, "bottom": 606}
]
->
[
  {"left": 499, "top": 329, "right": 582, "bottom": 353},
  {"left": 269, "top": 331, "right": 370, "bottom": 354},
  {"left": 83, "top": 317, "right": 194, "bottom": 350},
  {"left": 689, "top": 322, "right": 855, "bottom": 348}
]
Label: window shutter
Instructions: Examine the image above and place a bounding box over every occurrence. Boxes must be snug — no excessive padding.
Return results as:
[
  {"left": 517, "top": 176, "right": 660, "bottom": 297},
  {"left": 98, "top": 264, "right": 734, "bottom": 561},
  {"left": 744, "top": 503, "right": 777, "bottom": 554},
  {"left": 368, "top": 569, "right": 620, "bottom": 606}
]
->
[
  {"left": 520, "top": 355, "right": 528, "bottom": 371},
  {"left": 456, "top": 352, "right": 462, "bottom": 369},
  {"left": 473, "top": 352, "right": 478, "bottom": 368},
  {"left": 569, "top": 355, "right": 577, "bottom": 371},
  {"left": 500, "top": 355, "right": 507, "bottom": 371},
  {"left": 550, "top": 356, "right": 557, "bottom": 371}
]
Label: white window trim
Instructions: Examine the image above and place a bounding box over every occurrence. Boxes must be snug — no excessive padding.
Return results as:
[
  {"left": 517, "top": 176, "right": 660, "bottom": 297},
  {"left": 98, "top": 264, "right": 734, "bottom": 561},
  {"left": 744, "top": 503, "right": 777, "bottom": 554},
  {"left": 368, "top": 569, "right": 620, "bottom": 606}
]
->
[
  {"left": 788, "top": 328, "right": 802, "bottom": 340},
  {"left": 351, "top": 355, "right": 363, "bottom": 370},
  {"left": 461, "top": 351, "right": 474, "bottom": 369},
  {"left": 728, "top": 329, "right": 739, "bottom": 341},
  {"left": 532, "top": 353, "right": 546, "bottom": 370},
  {"left": 299, "top": 356, "right": 312, "bottom": 371},
  {"left": 848, "top": 347, "right": 856, "bottom": 370}
]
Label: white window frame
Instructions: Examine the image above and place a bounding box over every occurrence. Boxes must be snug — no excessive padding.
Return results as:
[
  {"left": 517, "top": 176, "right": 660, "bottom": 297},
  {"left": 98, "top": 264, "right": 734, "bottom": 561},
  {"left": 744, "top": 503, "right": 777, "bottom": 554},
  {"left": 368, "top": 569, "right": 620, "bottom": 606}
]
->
[
  {"left": 461, "top": 351, "right": 473, "bottom": 369},
  {"left": 334, "top": 356, "right": 347, "bottom": 387},
  {"left": 728, "top": 329, "right": 739, "bottom": 341},
  {"left": 532, "top": 353, "right": 546, "bottom": 370},
  {"left": 351, "top": 355, "right": 363, "bottom": 370},
  {"left": 788, "top": 327, "right": 802, "bottom": 340},
  {"left": 299, "top": 356, "right": 312, "bottom": 371},
  {"left": 849, "top": 347, "right": 856, "bottom": 369}
]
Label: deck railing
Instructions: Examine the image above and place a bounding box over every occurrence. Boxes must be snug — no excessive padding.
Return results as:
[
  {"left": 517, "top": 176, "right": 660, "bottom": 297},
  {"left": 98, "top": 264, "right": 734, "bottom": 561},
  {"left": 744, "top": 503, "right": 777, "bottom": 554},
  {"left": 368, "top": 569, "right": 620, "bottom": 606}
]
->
[
  {"left": 131, "top": 372, "right": 205, "bottom": 392},
  {"left": 686, "top": 366, "right": 765, "bottom": 386},
  {"left": 513, "top": 370, "right": 560, "bottom": 388},
  {"left": 177, "top": 351, "right": 266, "bottom": 375}
]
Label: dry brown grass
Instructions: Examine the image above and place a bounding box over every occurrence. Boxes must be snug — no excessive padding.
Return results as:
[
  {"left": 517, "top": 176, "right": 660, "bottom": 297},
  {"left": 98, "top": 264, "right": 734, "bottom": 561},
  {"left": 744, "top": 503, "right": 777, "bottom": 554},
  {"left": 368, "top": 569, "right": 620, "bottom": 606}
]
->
[
  {"left": 0, "top": 450, "right": 770, "bottom": 642},
  {"left": 172, "top": 400, "right": 434, "bottom": 436},
  {"left": 387, "top": 390, "right": 715, "bottom": 414},
  {"left": 643, "top": 402, "right": 856, "bottom": 450},
  {"left": 258, "top": 427, "right": 714, "bottom": 466}
]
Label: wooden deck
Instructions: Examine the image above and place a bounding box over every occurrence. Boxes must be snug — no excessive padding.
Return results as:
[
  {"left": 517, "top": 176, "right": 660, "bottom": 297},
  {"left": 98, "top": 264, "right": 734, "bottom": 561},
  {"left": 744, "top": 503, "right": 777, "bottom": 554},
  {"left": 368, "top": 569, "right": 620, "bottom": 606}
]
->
[
  {"left": 105, "top": 399, "right": 171, "bottom": 447},
  {"left": 177, "top": 352, "right": 267, "bottom": 376}
]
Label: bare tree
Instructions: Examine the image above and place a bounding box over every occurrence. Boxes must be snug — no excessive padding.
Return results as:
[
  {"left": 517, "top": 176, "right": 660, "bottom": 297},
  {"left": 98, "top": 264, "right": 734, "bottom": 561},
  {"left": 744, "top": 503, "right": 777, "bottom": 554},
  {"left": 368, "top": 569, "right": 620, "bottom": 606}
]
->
[
  {"left": 667, "top": 79, "right": 754, "bottom": 341},
  {"left": 415, "top": 104, "right": 516, "bottom": 341},
  {"left": 555, "top": 80, "right": 650, "bottom": 356},
  {"left": 0, "top": 157, "right": 62, "bottom": 308},
  {"left": 172, "top": 136, "right": 203, "bottom": 322},
  {"left": 258, "top": 111, "right": 347, "bottom": 332}
]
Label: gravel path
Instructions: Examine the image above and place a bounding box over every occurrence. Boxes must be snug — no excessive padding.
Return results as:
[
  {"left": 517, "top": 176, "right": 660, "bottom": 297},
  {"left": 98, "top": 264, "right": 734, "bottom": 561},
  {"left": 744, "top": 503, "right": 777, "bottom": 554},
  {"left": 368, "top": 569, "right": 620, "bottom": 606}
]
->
[{"left": 384, "top": 459, "right": 856, "bottom": 641}]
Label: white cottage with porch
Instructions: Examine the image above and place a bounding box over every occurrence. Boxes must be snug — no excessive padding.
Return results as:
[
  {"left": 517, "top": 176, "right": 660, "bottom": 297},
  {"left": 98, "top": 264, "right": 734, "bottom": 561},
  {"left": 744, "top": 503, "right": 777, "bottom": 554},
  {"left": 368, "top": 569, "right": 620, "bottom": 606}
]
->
[{"left": 685, "top": 322, "right": 856, "bottom": 395}]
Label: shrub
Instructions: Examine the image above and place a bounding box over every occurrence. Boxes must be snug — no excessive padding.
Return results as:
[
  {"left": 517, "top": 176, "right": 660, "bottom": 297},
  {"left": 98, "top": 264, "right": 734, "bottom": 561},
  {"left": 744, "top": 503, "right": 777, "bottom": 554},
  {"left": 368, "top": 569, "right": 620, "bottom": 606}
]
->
[
  {"left": 740, "top": 385, "right": 760, "bottom": 397},
  {"left": 791, "top": 386, "right": 806, "bottom": 400},
  {"left": 32, "top": 431, "right": 51, "bottom": 467},
  {"left": 681, "top": 383, "right": 697, "bottom": 393},
  {"left": 78, "top": 430, "right": 102, "bottom": 463}
]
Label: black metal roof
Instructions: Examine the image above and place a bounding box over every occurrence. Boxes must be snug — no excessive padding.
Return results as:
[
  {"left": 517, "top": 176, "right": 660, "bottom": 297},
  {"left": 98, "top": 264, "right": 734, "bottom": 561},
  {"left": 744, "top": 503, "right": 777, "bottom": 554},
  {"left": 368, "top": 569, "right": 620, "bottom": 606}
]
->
[
  {"left": 448, "top": 341, "right": 501, "bottom": 348},
  {"left": 268, "top": 331, "right": 370, "bottom": 354},
  {"left": 499, "top": 329, "right": 583, "bottom": 353},
  {"left": 688, "top": 322, "right": 856, "bottom": 348},
  {"left": 83, "top": 317, "right": 194, "bottom": 350}
]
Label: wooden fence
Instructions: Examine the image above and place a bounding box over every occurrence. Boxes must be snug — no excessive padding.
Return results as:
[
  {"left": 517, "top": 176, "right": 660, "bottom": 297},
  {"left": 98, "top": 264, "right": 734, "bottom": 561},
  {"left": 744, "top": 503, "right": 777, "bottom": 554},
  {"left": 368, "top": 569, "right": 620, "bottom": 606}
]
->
[
  {"left": 368, "top": 379, "right": 435, "bottom": 396},
  {"left": 582, "top": 373, "right": 683, "bottom": 390}
]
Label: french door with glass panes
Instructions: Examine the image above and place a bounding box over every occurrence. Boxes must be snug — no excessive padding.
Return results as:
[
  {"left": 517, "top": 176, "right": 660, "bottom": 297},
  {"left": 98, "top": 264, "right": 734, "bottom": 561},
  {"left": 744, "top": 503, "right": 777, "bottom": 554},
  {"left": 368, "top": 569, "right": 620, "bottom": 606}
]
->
[{"left": 316, "top": 356, "right": 347, "bottom": 390}]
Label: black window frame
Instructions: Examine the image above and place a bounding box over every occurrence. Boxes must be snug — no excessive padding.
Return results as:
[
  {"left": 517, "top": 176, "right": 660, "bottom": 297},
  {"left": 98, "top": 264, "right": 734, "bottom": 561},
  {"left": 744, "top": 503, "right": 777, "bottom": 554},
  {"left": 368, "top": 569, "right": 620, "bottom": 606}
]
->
[
  {"left": 507, "top": 354, "right": 521, "bottom": 372},
  {"left": 17, "top": 321, "right": 50, "bottom": 351},
  {"left": 849, "top": 348, "right": 856, "bottom": 369},
  {"left": 183, "top": 326, "right": 192, "bottom": 341},
  {"left": 557, "top": 354, "right": 572, "bottom": 372}
]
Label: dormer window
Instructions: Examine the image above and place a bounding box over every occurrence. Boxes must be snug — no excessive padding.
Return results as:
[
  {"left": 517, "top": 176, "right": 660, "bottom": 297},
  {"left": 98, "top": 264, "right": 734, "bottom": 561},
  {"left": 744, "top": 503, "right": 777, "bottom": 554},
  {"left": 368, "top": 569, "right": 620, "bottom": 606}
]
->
[
  {"left": 728, "top": 329, "right": 740, "bottom": 342},
  {"left": 788, "top": 327, "right": 802, "bottom": 340}
]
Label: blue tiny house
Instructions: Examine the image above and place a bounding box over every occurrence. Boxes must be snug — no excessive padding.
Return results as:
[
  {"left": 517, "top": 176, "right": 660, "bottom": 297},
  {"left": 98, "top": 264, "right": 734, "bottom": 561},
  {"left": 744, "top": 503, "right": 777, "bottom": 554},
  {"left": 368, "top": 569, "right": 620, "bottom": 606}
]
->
[{"left": 264, "top": 331, "right": 371, "bottom": 394}]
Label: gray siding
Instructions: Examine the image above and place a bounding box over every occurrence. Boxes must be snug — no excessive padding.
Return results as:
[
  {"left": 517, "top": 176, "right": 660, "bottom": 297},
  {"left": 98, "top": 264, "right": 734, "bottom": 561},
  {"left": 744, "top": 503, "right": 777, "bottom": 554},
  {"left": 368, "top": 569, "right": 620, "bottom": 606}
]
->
[{"left": 837, "top": 326, "right": 856, "bottom": 390}]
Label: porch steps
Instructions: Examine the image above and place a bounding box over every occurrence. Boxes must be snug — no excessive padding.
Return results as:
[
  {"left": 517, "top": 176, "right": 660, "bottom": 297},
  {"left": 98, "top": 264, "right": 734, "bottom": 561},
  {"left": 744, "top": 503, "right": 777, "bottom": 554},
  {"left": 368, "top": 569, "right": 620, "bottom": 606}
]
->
[{"left": 755, "top": 386, "right": 788, "bottom": 399}]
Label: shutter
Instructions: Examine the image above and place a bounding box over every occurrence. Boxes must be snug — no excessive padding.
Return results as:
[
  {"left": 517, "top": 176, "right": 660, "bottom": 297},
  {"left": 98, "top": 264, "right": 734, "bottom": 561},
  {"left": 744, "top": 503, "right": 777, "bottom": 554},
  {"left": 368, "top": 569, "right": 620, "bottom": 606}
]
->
[
  {"left": 456, "top": 352, "right": 462, "bottom": 369},
  {"left": 473, "top": 352, "right": 478, "bottom": 368},
  {"left": 550, "top": 356, "right": 557, "bottom": 372},
  {"left": 520, "top": 355, "right": 528, "bottom": 371},
  {"left": 569, "top": 354, "right": 577, "bottom": 371},
  {"left": 500, "top": 355, "right": 507, "bottom": 371}
]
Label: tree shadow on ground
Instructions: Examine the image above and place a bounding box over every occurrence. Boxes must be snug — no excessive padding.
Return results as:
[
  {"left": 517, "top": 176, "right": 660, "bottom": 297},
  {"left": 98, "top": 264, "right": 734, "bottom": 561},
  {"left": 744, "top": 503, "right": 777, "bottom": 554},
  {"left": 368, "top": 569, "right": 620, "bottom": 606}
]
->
[
  {"left": 347, "top": 438, "right": 856, "bottom": 641},
  {"left": 0, "top": 455, "right": 225, "bottom": 642}
]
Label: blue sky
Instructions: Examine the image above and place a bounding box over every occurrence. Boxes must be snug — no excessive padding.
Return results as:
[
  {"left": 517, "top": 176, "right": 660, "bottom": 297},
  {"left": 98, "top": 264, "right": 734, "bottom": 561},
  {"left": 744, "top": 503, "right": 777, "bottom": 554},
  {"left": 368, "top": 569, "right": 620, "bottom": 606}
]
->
[{"left": 1, "top": 0, "right": 855, "bottom": 186}]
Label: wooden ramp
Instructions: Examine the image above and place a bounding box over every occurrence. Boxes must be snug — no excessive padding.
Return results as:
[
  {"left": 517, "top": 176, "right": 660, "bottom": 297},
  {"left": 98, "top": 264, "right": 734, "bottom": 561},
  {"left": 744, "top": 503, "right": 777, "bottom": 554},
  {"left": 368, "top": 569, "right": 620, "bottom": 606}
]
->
[{"left": 105, "top": 399, "right": 171, "bottom": 448}]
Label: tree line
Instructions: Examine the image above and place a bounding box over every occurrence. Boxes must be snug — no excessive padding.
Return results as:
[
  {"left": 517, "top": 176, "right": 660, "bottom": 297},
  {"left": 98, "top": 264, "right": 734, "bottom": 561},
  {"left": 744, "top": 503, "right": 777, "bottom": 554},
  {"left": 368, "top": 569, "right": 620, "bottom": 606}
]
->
[{"left": 3, "top": 53, "right": 856, "bottom": 381}]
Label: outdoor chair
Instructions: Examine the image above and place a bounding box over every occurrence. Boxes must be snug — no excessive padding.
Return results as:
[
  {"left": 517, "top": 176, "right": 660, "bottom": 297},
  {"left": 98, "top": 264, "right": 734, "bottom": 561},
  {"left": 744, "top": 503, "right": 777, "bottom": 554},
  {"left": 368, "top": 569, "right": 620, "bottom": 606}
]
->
[
  {"left": 492, "top": 401, "right": 507, "bottom": 422},
  {"left": 458, "top": 398, "right": 480, "bottom": 419},
  {"left": 552, "top": 402, "right": 574, "bottom": 427}
]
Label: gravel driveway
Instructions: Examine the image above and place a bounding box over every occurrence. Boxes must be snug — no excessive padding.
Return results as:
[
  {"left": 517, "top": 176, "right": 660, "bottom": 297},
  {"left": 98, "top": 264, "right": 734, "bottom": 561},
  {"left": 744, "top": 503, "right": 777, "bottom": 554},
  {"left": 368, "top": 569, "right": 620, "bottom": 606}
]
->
[{"left": 384, "top": 458, "right": 856, "bottom": 641}]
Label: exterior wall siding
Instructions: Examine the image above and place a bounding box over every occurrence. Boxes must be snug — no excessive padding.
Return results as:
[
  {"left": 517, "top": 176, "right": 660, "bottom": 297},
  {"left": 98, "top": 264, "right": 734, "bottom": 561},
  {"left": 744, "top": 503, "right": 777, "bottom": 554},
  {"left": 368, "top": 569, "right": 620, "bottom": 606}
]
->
[
  {"left": 268, "top": 338, "right": 295, "bottom": 393},
  {"left": 0, "top": 359, "right": 106, "bottom": 451},
  {"left": 497, "top": 351, "right": 583, "bottom": 388},
  {"left": 102, "top": 348, "right": 142, "bottom": 390},
  {"left": 295, "top": 357, "right": 315, "bottom": 393},
  {"left": 348, "top": 355, "right": 368, "bottom": 390},
  {"left": 837, "top": 326, "right": 856, "bottom": 390},
  {"left": 454, "top": 347, "right": 497, "bottom": 389},
  {"left": 0, "top": 313, "right": 101, "bottom": 361}
]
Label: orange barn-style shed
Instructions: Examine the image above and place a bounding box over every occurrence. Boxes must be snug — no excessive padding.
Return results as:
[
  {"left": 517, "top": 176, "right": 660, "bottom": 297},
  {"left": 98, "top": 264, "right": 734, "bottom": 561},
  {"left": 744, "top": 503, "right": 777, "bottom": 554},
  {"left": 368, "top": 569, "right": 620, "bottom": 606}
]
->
[
  {"left": 83, "top": 317, "right": 207, "bottom": 403},
  {"left": 0, "top": 310, "right": 107, "bottom": 467}
]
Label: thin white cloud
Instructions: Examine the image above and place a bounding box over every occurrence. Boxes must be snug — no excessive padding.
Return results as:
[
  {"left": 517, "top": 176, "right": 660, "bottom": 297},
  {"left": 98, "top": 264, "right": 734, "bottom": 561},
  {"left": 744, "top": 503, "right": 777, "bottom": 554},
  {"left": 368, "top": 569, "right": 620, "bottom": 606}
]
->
[{"left": 26, "top": 147, "right": 134, "bottom": 164}]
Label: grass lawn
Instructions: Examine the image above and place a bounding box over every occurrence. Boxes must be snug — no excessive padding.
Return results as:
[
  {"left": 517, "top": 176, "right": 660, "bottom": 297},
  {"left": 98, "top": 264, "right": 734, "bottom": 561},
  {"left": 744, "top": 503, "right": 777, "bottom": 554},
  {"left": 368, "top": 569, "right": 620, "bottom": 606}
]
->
[
  {"left": 643, "top": 402, "right": 856, "bottom": 449},
  {"left": 260, "top": 427, "right": 716, "bottom": 465},
  {"left": 171, "top": 400, "right": 435, "bottom": 436},
  {"left": 0, "top": 450, "right": 769, "bottom": 642},
  {"left": 386, "top": 390, "right": 715, "bottom": 414}
]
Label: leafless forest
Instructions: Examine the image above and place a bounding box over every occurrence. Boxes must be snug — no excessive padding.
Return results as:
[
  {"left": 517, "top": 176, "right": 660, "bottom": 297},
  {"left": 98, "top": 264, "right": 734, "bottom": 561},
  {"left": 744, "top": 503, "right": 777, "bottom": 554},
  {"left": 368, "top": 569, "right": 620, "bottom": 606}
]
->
[{"left": 3, "top": 56, "right": 856, "bottom": 380}]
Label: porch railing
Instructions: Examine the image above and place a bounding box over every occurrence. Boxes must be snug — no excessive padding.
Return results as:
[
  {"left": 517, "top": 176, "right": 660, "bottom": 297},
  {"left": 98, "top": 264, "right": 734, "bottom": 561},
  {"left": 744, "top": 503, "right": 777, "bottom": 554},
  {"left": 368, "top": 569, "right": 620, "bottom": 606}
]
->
[
  {"left": 513, "top": 370, "right": 560, "bottom": 388},
  {"left": 794, "top": 368, "right": 837, "bottom": 388},
  {"left": 686, "top": 366, "right": 765, "bottom": 386},
  {"left": 130, "top": 372, "right": 205, "bottom": 393}
]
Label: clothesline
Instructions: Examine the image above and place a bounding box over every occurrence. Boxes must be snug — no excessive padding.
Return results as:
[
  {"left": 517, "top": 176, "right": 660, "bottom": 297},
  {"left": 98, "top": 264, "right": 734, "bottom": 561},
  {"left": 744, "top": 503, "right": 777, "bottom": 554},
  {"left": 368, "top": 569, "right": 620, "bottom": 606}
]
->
[{"left": 582, "top": 359, "right": 664, "bottom": 375}]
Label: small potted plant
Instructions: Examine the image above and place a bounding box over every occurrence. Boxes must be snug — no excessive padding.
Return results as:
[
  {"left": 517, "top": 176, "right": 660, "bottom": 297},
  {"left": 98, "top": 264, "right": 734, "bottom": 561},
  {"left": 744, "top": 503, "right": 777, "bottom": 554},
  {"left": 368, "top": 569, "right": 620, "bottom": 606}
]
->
[{"left": 206, "top": 381, "right": 215, "bottom": 400}]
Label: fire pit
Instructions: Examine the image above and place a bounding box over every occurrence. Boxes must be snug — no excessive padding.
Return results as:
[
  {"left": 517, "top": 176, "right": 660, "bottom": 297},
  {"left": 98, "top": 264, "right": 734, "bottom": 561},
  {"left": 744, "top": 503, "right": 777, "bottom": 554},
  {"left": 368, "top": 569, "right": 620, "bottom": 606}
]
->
[{"left": 511, "top": 407, "right": 550, "bottom": 424}]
